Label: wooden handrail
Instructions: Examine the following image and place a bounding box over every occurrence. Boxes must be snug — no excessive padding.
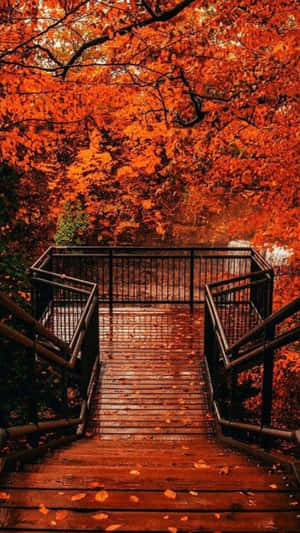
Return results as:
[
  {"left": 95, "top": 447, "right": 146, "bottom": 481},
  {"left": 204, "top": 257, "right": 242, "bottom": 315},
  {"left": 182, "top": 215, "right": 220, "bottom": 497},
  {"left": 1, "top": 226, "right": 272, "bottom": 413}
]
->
[
  {"left": 209, "top": 269, "right": 272, "bottom": 290},
  {"left": 227, "top": 325, "right": 300, "bottom": 370},
  {"left": 0, "top": 290, "right": 69, "bottom": 353},
  {"left": 0, "top": 321, "right": 71, "bottom": 369},
  {"left": 205, "top": 285, "right": 229, "bottom": 352},
  {"left": 228, "top": 295, "right": 300, "bottom": 354}
]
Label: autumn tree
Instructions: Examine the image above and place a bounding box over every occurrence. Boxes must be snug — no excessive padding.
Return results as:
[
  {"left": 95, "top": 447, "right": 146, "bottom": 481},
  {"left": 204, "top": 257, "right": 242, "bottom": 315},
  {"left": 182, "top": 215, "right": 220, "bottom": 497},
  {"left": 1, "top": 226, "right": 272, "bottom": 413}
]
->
[{"left": 0, "top": 0, "right": 298, "bottom": 265}]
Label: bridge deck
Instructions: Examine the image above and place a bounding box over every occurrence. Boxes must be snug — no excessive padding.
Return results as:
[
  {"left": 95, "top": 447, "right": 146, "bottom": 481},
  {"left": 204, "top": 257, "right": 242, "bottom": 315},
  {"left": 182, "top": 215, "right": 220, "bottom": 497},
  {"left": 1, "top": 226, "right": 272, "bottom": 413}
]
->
[{"left": 1, "top": 307, "right": 299, "bottom": 531}]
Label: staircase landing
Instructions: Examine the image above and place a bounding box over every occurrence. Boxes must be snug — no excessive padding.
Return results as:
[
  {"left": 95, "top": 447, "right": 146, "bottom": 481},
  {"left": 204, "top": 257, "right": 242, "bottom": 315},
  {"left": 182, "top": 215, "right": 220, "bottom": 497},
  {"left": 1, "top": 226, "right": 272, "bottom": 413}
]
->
[{"left": 1, "top": 307, "right": 299, "bottom": 531}]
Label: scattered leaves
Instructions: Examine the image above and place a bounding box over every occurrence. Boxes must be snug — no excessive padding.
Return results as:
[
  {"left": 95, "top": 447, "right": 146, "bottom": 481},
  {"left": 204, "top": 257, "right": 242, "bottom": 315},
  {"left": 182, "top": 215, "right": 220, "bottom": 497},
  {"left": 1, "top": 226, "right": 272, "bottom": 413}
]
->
[
  {"left": 93, "top": 512, "right": 109, "bottom": 520},
  {"left": 55, "top": 510, "right": 69, "bottom": 521},
  {"left": 95, "top": 490, "right": 109, "bottom": 502},
  {"left": 129, "top": 495, "right": 139, "bottom": 503},
  {"left": 39, "top": 504, "right": 49, "bottom": 515},
  {"left": 164, "top": 489, "right": 176, "bottom": 499},
  {"left": 219, "top": 466, "right": 230, "bottom": 475},
  {"left": 0, "top": 492, "right": 10, "bottom": 501},
  {"left": 129, "top": 470, "right": 140, "bottom": 476},
  {"left": 71, "top": 493, "right": 86, "bottom": 502}
]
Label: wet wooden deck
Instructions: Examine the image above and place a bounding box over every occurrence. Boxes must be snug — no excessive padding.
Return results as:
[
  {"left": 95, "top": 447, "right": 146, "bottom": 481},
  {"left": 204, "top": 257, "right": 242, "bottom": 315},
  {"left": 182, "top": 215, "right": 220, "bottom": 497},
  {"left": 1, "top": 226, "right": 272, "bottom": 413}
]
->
[{"left": 1, "top": 307, "right": 300, "bottom": 531}]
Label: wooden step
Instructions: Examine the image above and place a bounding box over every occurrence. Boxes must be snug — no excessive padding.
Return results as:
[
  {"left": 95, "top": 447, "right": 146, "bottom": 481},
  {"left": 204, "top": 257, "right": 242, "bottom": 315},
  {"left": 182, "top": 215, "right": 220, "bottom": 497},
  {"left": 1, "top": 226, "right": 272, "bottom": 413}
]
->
[{"left": 1, "top": 508, "right": 300, "bottom": 531}]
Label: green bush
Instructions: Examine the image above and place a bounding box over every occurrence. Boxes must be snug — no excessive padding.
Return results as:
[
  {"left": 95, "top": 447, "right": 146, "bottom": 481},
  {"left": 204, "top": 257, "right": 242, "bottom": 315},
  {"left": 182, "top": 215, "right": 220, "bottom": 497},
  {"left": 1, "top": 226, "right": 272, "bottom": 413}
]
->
[{"left": 54, "top": 202, "right": 90, "bottom": 246}]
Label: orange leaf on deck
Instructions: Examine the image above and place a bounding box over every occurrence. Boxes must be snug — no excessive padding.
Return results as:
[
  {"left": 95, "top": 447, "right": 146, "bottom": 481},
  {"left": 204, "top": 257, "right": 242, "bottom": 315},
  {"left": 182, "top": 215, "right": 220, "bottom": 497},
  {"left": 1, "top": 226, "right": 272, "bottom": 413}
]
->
[
  {"left": 55, "top": 510, "right": 69, "bottom": 520},
  {"left": 90, "top": 481, "right": 104, "bottom": 488},
  {"left": 93, "top": 512, "right": 109, "bottom": 520},
  {"left": 129, "top": 470, "right": 140, "bottom": 476},
  {"left": 95, "top": 490, "right": 109, "bottom": 502},
  {"left": 194, "top": 462, "right": 210, "bottom": 469},
  {"left": 105, "top": 525, "right": 122, "bottom": 531},
  {"left": 71, "top": 493, "right": 86, "bottom": 501},
  {"left": 219, "top": 466, "right": 230, "bottom": 475},
  {"left": 164, "top": 489, "right": 176, "bottom": 499},
  {"left": 39, "top": 504, "right": 49, "bottom": 515},
  {"left": 0, "top": 492, "right": 10, "bottom": 500},
  {"left": 129, "top": 495, "right": 139, "bottom": 503}
]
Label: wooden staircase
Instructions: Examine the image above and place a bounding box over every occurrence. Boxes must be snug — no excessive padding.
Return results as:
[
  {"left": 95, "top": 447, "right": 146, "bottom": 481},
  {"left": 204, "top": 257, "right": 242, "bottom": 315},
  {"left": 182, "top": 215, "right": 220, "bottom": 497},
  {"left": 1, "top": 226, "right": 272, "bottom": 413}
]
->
[{"left": 0, "top": 307, "right": 299, "bottom": 531}]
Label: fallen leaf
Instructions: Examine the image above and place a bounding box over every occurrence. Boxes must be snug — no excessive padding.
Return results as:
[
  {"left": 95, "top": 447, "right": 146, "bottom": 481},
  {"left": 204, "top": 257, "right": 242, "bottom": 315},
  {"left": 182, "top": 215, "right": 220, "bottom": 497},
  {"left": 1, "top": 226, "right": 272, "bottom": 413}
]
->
[
  {"left": 189, "top": 490, "right": 198, "bottom": 496},
  {"left": 55, "top": 510, "right": 68, "bottom": 520},
  {"left": 168, "top": 527, "right": 178, "bottom": 533},
  {"left": 163, "top": 515, "right": 169, "bottom": 519},
  {"left": 50, "top": 521, "right": 57, "bottom": 526},
  {"left": 58, "top": 491, "right": 65, "bottom": 495},
  {"left": 105, "top": 525, "right": 122, "bottom": 531},
  {"left": 0, "top": 492, "right": 10, "bottom": 500},
  {"left": 219, "top": 466, "right": 230, "bottom": 475},
  {"left": 129, "top": 495, "right": 139, "bottom": 503},
  {"left": 214, "top": 513, "right": 221, "bottom": 519},
  {"left": 164, "top": 489, "right": 176, "bottom": 499},
  {"left": 194, "top": 462, "right": 210, "bottom": 469},
  {"left": 270, "top": 484, "right": 278, "bottom": 489},
  {"left": 39, "top": 504, "right": 49, "bottom": 515},
  {"left": 71, "top": 493, "right": 86, "bottom": 502},
  {"left": 90, "top": 481, "right": 104, "bottom": 488},
  {"left": 181, "top": 515, "right": 189, "bottom": 521},
  {"left": 95, "top": 490, "right": 109, "bottom": 502},
  {"left": 93, "top": 512, "right": 109, "bottom": 520},
  {"left": 129, "top": 470, "right": 140, "bottom": 476}
]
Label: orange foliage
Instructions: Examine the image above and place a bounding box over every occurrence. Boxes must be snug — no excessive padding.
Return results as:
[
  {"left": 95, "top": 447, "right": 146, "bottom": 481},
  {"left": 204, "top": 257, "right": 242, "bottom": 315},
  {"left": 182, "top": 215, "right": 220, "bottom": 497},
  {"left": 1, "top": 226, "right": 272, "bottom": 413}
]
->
[{"left": 0, "top": 0, "right": 299, "bottom": 280}]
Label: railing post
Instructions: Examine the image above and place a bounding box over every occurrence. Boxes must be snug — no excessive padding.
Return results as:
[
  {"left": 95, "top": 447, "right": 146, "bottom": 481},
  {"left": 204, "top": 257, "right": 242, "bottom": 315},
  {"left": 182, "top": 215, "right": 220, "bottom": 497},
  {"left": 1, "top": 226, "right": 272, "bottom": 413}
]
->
[
  {"left": 30, "top": 269, "right": 37, "bottom": 319},
  {"left": 267, "top": 270, "right": 274, "bottom": 317},
  {"left": 109, "top": 249, "right": 113, "bottom": 313},
  {"left": 190, "top": 249, "right": 194, "bottom": 312},
  {"left": 26, "top": 326, "right": 39, "bottom": 447},
  {"left": 261, "top": 324, "right": 275, "bottom": 449}
]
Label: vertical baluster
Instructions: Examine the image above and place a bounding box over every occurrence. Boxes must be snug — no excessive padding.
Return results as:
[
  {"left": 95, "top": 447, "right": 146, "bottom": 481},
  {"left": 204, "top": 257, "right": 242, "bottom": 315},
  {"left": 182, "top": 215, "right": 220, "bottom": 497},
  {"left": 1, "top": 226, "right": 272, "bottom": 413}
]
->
[
  {"left": 109, "top": 249, "right": 113, "bottom": 312},
  {"left": 190, "top": 249, "right": 194, "bottom": 312},
  {"left": 261, "top": 324, "right": 275, "bottom": 449}
]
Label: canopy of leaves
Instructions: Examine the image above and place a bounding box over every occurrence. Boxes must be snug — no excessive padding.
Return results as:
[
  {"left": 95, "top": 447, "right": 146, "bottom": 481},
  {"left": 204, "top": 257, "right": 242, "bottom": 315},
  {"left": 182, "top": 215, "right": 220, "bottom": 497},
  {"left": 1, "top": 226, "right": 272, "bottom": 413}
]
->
[{"left": 0, "top": 1, "right": 299, "bottom": 296}]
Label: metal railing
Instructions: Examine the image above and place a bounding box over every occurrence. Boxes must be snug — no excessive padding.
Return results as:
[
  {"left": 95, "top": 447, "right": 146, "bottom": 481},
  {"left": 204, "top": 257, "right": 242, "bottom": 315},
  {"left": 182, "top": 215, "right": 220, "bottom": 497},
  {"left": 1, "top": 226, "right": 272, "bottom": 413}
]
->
[
  {"left": 46, "top": 245, "right": 269, "bottom": 309},
  {"left": 0, "top": 257, "right": 99, "bottom": 471},
  {"left": 204, "top": 269, "right": 300, "bottom": 454},
  {"left": 2, "top": 243, "right": 298, "bottom": 471}
]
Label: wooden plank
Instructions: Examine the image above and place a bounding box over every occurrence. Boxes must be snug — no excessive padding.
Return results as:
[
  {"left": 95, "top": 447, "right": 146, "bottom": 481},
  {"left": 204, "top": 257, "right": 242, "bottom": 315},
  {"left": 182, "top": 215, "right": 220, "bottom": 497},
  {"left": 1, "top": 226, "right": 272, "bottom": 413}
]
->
[
  {"left": 2, "top": 468, "right": 294, "bottom": 490},
  {"left": 2, "top": 306, "right": 298, "bottom": 533},
  {"left": 1, "top": 509, "right": 300, "bottom": 531},
  {"left": 2, "top": 489, "right": 299, "bottom": 511}
]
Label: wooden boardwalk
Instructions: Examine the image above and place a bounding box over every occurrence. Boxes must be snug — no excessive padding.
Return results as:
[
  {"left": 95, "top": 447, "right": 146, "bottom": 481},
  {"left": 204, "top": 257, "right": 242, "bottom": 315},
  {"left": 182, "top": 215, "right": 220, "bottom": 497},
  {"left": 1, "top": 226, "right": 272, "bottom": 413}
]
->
[{"left": 1, "top": 307, "right": 300, "bottom": 531}]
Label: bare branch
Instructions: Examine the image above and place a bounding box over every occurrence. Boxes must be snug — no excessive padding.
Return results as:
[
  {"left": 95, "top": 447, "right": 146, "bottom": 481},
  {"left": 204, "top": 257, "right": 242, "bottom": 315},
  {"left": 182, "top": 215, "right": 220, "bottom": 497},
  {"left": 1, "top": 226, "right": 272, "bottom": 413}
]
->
[
  {"left": 0, "top": 0, "right": 91, "bottom": 62},
  {"left": 176, "top": 68, "right": 206, "bottom": 127},
  {"left": 61, "top": 0, "right": 196, "bottom": 78}
]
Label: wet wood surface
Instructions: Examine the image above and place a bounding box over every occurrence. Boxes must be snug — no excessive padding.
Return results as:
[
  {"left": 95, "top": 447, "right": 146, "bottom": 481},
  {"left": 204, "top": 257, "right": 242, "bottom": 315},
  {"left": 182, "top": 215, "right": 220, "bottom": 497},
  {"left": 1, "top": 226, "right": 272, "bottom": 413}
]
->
[{"left": 1, "top": 306, "right": 299, "bottom": 532}]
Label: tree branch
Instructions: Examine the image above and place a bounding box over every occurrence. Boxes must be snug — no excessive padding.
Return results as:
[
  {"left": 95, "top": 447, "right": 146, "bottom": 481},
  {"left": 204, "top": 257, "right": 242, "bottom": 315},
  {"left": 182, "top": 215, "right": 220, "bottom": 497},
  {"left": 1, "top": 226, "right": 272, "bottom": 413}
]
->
[
  {"left": 0, "top": 0, "right": 90, "bottom": 62},
  {"left": 61, "top": 0, "right": 196, "bottom": 78},
  {"left": 176, "top": 68, "right": 206, "bottom": 127}
]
